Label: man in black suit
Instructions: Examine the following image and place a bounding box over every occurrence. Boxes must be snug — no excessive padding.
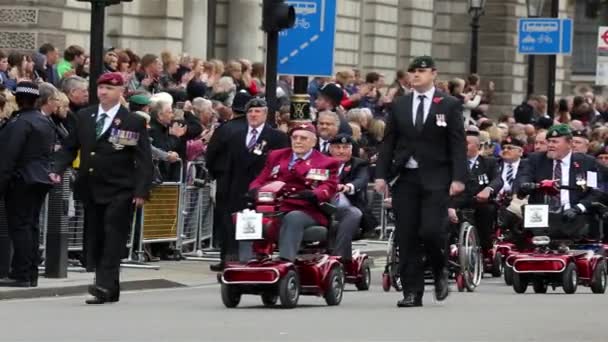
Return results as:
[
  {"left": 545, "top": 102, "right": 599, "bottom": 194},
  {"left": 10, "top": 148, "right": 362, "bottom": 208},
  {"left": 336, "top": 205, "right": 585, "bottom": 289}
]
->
[
  {"left": 206, "top": 91, "right": 252, "bottom": 271},
  {"left": 50, "top": 72, "right": 153, "bottom": 304},
  {"left": 328, "top": 134, "right": 369, "bottom": 261},
  {"left": 517, "top": 124, "right": 601, "bottom": 236},
  {"left": 316, "top": 110, "right": 340, "bottom": 154},
  {"left": 224, "top": 98, "right": 288, "bottom": 267},
  {"left": 375, "top": 56, "right": 467, "bottom": 307},
  {"left": 449, "top": 126, "right": 502, "bottom": 259}
]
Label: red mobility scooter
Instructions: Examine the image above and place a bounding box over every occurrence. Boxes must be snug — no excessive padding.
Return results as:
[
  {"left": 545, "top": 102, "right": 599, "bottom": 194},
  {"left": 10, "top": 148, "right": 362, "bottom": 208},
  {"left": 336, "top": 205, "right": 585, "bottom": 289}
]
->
[
  {"left": 220, "top": 181, "right": 370, "bottom": 308},
  {"left": 506, "top": 180, "right": 607, "bottom": 294}
]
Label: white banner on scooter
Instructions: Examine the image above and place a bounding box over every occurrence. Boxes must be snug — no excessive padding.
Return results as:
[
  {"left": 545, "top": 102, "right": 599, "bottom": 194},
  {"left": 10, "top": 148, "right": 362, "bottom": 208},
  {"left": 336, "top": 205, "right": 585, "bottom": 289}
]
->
[
  {"left": 235, "top": 209, "right": 264, "bottom": 240},
  {"left": 523, "top": 205, "right": 549, "bottom": 228}
]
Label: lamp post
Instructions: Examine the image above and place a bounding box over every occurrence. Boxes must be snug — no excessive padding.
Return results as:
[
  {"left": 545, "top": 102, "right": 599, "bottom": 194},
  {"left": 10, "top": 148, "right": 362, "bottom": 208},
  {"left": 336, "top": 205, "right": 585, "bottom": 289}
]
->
[
  {"left": 468, "top": 0, "right": 486, "bottom": 74},
  {"left": 526, "top": 0, "right": 545, "bottom": 99},
  {"left": 547, "top": 0, "right": 558, "bottom": 118}
]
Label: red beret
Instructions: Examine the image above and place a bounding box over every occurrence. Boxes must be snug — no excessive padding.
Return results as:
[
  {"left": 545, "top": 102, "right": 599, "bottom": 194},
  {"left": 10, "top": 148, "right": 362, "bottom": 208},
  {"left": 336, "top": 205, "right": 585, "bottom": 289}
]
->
[
  {"left": 97, "top": 72, "right": 125, "bottom": 87},
  {"left": 289, "top": 122, "right": 317, "bottom": 136}
]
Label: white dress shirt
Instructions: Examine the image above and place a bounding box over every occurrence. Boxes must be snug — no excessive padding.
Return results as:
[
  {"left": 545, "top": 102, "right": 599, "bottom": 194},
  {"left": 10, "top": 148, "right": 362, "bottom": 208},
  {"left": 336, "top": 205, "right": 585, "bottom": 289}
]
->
[
  {"left": 406, "top": 86, "right": 436, "bottom": 169},
  {"left": 246, "top": 124, "right": 264, "bottom": 147},
  {"left": 319, "top": 137, "right": 330, "bottom": 153},
  {"left": 97, "top": 103, "right": 121, "bottom": 136},
  {"left": 555, "top": 152, "right": 582, "bottom": 211},
  {"left": 500, "top": 159, "right": 521, "bottom": 194}
]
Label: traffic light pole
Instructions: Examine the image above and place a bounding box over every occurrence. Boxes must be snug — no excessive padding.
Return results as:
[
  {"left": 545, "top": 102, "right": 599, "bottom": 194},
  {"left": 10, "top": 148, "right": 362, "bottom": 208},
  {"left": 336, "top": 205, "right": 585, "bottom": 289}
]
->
[
  {"left": 265, "top": 30, "right": 279, "bottom": 125},
  {"left": 547, "top": 0, "right": 558, "bottom": 118},
  {"left": 88, "top": 0, "right": 106, "bottom": 104}
]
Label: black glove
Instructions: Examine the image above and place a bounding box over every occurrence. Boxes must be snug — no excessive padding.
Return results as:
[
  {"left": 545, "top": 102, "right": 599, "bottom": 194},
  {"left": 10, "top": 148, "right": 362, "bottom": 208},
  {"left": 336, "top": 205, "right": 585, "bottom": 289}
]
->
[
  {"left": 562, "top": 207, "right": 581, "bottom": 222},
  {"left": 519, "top": 183, "right": 537, "bottom": 194},
  {"left": 297, "top": 190, "right": 317, "bottom": 204}
]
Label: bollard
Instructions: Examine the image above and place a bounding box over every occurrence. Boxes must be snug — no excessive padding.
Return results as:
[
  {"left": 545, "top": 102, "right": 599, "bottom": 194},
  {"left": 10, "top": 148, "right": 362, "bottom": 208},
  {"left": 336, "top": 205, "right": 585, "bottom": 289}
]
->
[{"left": 44, "top": 174, "right": 70, "bottom": 278}]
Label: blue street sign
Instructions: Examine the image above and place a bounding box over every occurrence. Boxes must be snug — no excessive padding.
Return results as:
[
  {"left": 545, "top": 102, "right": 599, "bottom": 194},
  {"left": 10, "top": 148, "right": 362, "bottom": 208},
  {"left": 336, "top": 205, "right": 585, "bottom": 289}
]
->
[
  {"left": 517, "top": 18, "right": 573, "bottom": 55},
  {"left": 278, "top": 0, "right": 336, "bottom": 76}
]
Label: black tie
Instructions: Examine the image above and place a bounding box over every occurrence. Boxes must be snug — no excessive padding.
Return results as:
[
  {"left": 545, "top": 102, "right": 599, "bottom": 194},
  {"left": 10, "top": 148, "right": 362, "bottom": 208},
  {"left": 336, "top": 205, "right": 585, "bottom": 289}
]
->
[{"left": 415, "top": 95, "right": 425, "bottom": 132}]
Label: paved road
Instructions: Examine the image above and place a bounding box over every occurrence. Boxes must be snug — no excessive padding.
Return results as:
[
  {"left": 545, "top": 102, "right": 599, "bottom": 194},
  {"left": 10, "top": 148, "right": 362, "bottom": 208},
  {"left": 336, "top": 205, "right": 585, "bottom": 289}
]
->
[{"left": 1, "top": 266, "right": 607, "bottom": 342}]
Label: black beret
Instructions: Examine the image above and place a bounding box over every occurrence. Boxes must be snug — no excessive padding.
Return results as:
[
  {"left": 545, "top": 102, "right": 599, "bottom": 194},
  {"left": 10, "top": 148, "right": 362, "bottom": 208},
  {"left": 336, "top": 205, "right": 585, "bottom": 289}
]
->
[
  {"left": 329, "top": 133, "right": 354, "bottom": 145},
  {"left": 408, "top": 56, "right": 436, "bottom": 72},
  {"left": 318, "top": 83, "right": 343, "bottom": 107},
  {"left": 245, "top": 97, "right": 267, "bottom": 112},
  {"left": 572, "top": 130, "right": 589, "bottom": 140},
  {"left": 501, "top": 136, "right": 525, "bottom": 148}
]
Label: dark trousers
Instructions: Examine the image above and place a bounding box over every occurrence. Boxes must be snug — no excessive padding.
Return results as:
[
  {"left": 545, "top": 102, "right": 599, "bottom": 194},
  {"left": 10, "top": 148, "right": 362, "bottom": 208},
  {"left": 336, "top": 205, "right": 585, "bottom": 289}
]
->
[
  {"left": 215, "top": 176, "right": 236, "bottom": 262},
  {"left": 474, "top": 203, "right": 496, "bottom": 253},
  {"left": 393, "top": 169, "right": 448, "bottom": 294},
  {"left": 84, "top": 197, "right": 134, "bottom": 296},
  {"left": 5, "top": 182, "right": 49, "bottom": 282}
]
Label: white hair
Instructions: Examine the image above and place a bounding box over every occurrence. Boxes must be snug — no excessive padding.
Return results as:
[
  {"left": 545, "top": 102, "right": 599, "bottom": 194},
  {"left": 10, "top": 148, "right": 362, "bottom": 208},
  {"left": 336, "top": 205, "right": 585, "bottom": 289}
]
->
[{"left": 149, "top": 92, "right": 173, "bottom": 108}]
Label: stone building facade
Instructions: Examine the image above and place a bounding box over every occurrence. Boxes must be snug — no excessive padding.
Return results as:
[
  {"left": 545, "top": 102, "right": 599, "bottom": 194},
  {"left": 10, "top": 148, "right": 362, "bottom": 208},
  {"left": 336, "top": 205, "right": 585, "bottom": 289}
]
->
[{"left": 0, "top": 0, "right": 603, "bottom": 115}]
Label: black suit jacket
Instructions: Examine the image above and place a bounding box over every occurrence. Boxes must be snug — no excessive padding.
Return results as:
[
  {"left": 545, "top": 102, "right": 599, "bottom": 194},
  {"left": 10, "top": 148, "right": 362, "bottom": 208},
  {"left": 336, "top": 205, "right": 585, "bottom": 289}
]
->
[
  {"left": 515, "top": 152, "right": 600, "bottom": 210},
  {"left": 451, "top": 155, "right": 501, "bottom": 208},
  {"left": 377, "top": 90, "right": 467, "bottom": 190},
  {"left": 226, "top": 124, "right": 289, "bottom": 212},
  {"left": 53, "top": 105, "right": 154, "bottom": 204},
  {"left": 339, "top": 157, "right": 369, "bottom": 210},
  {"left": 206, "top": 115, "right": 247, "bottom": 180}
]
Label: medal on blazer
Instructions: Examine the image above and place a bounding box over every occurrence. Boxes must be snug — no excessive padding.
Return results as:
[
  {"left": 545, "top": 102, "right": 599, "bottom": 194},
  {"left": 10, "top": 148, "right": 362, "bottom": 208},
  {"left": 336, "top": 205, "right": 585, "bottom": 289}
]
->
[
  {"left": 306, "top": 168, "right": 330, "bottom": 181},
  {"left": 253, "top": 140, "right": 267, "bottom": 156},
  {"left": 435, "top": 114, "right": 447, "bottom": 127},
  {"left": 271, "top": 165, "right": 280, "bottom": 178},
  {"left": 108, "top": 128, "right": 139, "bottom": 146}
]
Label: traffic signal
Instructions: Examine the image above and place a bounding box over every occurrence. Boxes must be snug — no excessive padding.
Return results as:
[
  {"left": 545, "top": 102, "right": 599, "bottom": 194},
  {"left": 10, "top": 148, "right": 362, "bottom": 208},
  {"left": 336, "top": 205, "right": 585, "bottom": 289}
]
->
[{"left": 262, "top": 0, "right": 295, "bottom": 33}]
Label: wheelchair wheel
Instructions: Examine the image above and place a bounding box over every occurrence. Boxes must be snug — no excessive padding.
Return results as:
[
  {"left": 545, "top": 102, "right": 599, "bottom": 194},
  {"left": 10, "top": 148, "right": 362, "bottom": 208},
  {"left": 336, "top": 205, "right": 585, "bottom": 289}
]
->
[
  {"left": 504, "top": 265, "right": 514, "bottom": 286},
  {"left": 562, "top": 263, "right": 578, "bottom": 294},
  {"left": 221, "top": 283, "right": 241, "bottom": 308},
  {"left": 458, "top": 222, "right": 483, "bottom": 292},
  {"left": 324, "top": 265, "right": 345, "bottom": 306},
  {"left": 278, "top": 270, "right": 300, "bottom": 308},
  {"left": 591, "top": 259, "right": 607, "bottom": 294}
]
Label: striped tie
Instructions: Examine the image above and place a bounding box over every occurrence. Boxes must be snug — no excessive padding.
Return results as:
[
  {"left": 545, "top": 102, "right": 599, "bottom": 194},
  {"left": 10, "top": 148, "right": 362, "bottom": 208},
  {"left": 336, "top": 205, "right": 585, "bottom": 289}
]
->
[
  {"left": 550, "top": 160, "right": 562, "bottom": 210},
  {"left": 95, "top": 113, "right": 108, "bottom": 139},
  {"left": 247, "top": 128, "right": 258, "bottom": 149},
  {"left": 506, "top": 163, "right": 514, "bottom": 186}
]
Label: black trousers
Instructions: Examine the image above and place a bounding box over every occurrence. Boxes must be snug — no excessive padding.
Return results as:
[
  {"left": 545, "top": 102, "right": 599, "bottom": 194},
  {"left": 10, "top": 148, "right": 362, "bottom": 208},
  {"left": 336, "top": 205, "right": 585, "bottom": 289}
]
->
[
  {"left": 84, "top": 197, "right": 134, "bottom": 296},
  {"left": 474, "top": 203, "right": 496, "bottom": 253},
  {"left": 5, "top": 181, "right": 49, "bottom": 282},
  {"left": 393, "top": 169, "right": 449, "bottom": 294},
  {"left": 215, "top": 176, "right": 236, "bottom": 262}
]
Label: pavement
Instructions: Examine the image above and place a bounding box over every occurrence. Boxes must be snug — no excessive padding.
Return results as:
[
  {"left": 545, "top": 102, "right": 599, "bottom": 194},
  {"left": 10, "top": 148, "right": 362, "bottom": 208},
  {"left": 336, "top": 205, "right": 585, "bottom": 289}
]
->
[{"left": 2, "top": 241, "right": 608, "bottom": 341}]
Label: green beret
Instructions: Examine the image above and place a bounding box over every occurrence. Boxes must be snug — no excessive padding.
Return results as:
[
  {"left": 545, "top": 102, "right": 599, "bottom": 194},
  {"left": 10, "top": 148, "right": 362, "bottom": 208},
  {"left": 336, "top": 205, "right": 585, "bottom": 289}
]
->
[
  {"left": 408, "top": 56, "right": 436, "bottom": 71},
  {"left": 546, "top": 124, "right": 572, "bottom": 139},
  {"left": 128, "top": 94, "right": 151, "bottom": 106}
]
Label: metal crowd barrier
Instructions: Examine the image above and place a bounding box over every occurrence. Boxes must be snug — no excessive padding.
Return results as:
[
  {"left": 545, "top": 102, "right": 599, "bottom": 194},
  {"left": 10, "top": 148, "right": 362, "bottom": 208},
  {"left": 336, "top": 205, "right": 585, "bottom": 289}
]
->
[{"left": 367, "top": 184, "right": 390, "bottom": 240}]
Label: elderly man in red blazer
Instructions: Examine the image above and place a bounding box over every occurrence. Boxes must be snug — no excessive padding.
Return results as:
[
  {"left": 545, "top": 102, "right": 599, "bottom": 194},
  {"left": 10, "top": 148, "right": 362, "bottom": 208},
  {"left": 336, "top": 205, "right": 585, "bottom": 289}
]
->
[{"left": 248, "top": 122, "right": 339, "bottom": 261}]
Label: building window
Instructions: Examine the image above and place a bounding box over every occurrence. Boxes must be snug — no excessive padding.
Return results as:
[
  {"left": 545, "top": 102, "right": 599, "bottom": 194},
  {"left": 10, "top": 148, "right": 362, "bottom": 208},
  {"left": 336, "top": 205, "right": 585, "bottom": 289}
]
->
[{"left": 572, "top": 0, "right": 604, "bottom": 75}]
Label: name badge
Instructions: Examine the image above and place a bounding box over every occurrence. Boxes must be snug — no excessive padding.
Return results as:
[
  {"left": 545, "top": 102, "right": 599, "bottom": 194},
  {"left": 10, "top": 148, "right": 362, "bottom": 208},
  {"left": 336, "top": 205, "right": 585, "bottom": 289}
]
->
[
  {"left": 108, "top": 128, "right": 139, "bottom": 146},
  {"left": 306, "top": 168, "right": 329, "bottom": 181}
]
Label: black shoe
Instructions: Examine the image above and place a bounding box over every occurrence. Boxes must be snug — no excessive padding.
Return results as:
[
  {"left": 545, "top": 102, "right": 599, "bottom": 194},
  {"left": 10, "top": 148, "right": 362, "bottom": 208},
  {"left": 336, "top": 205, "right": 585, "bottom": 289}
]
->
[
  {"left": 85, "top": 296, "right": 119, "bottom": 305},
  {"left": 86, "top": 285, "right": 118, "bottom": 304},
  {"left": 209, "top": 262, "right": 225, "bottom": 272},
  {"left": 397, "top": 292, "right": 423, "bottom": 307},
  {"left": 0, "top": 278, "right": 31, "bottom": 287},
  {"left": 434, "top": 269, "right": 449, "bottom": 302}
]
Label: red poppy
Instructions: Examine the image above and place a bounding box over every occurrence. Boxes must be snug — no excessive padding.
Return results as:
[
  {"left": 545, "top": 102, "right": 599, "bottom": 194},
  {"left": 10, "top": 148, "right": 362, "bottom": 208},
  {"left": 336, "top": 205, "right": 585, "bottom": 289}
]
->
[
  {"left": 573, "top": 162, "right": 580, "bottom": 168},
  {"left": 432, "top": 97, "right": 443, "bottom": 104}
]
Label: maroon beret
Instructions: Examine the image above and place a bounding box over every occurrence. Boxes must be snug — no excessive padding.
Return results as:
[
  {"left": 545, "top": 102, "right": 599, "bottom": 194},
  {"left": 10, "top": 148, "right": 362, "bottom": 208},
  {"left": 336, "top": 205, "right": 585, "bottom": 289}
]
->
[
  {"left": 97, "top": 72, "right": 125, "bottom": 87},
  {"left": 289, "top": 122, "right": 317, "bottom": 136}
]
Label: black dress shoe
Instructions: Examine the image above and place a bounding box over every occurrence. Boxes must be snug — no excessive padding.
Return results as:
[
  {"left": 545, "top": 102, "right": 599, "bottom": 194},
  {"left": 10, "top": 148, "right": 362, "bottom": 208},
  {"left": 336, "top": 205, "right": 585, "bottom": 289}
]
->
[
  {"left": 397, "top": 292, "right": 423, "bottom": 307},
  {"left": 0, "top": 278, "right": 31, "bottom": 287},
  {"left": 434, "top": 269, "right": 449, "bottom": 302},
  {"left": 85, "top": 296, "right": 119, "bottom": 305},
  {"left": 209, "top": 262, "right": 225, "bottom": 272}
]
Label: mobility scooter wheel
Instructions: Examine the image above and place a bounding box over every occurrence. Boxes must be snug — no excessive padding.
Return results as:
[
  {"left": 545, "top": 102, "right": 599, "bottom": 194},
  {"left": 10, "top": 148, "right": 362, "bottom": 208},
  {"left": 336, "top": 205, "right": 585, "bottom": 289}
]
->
[
  {"left": 324, "top": 266, "right": 345, "bottom": 306},
  {"left": 492, "top": 252, "right": 503, "bottom": 278},
  {"left": 261, "top": 293, "right": 279, "bottom": 306},
  {"left": 278, "top": 270, "right": 300, "bottom": 308},
  {"left": 221, "top": 283, "right": 242, "bottom": 308},
  {"left": 562, "top": 263, "right": 578, "bottom": 294},
  {"left": 504, "top": 265, "right": 514, "bottom": 286},
  {"left": 382, "top": 273, "right": 391, "bottom": 292},
  {"left": 355, "top": 259, "right": 371, "bottom": 291},
  {"left": 591, "top": 259, "right": 607, "bottom": 294},
  {"left": 532, "top": 280, "right": 548, "bottom": 293},
  {"left": 459, "top": 222, "right": 482, "bottom": 292},
  {"left": 512, "top": 272, "right": 528, "bottom": 294}
]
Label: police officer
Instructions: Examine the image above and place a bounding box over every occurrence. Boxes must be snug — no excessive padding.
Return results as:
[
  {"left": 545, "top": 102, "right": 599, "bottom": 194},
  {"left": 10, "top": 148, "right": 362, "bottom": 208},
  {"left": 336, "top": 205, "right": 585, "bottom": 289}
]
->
[
  {"left": 0, "top": 82, "right": 57, "bottom": 287},
  {"left": 51, "top": 72, "right": 153, "bottom": 304},
  {"left": 375, "top": 56, "right": 467, "bottom": 307},
  {"left": 247, "top": 123, "right": 339, "bottom": 262}
]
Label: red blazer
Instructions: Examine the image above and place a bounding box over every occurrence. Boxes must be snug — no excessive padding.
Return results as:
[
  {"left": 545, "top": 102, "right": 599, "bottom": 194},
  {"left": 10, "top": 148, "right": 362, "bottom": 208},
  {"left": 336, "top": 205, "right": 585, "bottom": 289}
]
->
[{"left": 250, "top": 148, "right": 339, "bottom": 226}]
